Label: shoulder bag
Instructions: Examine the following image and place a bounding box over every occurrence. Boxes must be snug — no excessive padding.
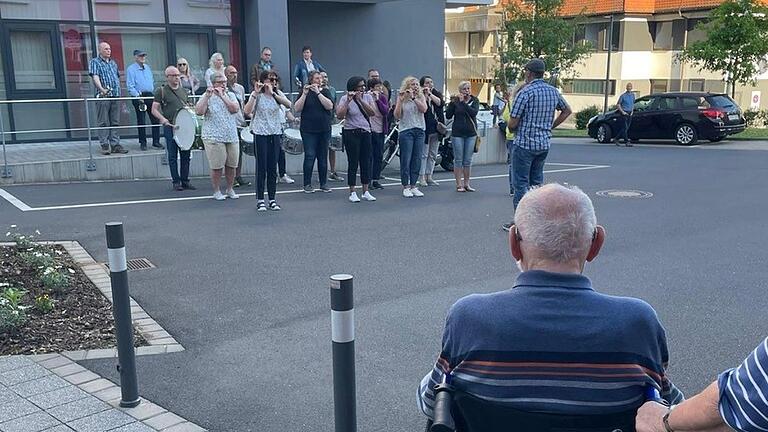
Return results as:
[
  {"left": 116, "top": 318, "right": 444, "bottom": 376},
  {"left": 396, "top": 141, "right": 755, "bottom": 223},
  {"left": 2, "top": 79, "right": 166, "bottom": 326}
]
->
[{"left": 465, "top": 99, "right": 482, "bottom": 153}]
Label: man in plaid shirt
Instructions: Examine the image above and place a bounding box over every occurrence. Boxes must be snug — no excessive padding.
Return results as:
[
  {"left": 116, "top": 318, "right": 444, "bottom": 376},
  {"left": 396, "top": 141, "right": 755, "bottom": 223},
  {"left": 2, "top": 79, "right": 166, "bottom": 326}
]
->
[{"left": 502, "top": 59, "right": 572, "bottom": 232}]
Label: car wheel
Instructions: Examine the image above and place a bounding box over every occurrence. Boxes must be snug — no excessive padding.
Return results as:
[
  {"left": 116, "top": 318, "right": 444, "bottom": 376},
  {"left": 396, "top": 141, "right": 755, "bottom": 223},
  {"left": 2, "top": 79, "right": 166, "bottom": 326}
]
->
[
  {"left": 675, "top": 123, "right": 698, "bottom": 146},
  {"left": 709, "top": 136, "right": 725, "bottom": 143},
  {"left": 596, "top": 123, "right": 612, "bottom": 143}
]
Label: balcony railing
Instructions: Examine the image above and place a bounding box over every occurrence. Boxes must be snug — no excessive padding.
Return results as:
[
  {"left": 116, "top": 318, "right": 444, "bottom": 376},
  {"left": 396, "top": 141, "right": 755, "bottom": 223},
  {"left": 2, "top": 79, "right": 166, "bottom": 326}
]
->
[
  {"left": 446, "top": 55, "right": 499, "bottom": 80},
  {"left": 445, "top": 11, "right": 503, "bottom": 33}
]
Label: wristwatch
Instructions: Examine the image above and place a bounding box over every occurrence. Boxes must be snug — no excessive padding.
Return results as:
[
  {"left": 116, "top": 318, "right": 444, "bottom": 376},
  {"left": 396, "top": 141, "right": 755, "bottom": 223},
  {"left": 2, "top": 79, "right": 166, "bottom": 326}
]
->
[{"left": 662, "top": 405, "right": 677, "bottom": 432}]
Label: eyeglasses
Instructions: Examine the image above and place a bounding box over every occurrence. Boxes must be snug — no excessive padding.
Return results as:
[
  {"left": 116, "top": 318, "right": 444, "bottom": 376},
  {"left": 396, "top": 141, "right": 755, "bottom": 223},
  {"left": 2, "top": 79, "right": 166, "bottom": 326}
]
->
[
  {"left": 166, "top": 74, "right": 180, "bottom": 77},
  {"left": 356, "top": 84, "right": 366, "bottom": 89}
]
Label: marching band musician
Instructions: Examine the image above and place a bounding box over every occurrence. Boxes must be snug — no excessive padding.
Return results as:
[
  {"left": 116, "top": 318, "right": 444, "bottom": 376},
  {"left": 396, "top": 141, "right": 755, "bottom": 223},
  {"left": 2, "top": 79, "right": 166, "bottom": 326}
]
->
[
  {"left": 196, "top": 72, "right": 241, "bottom": 201},
  {"left": 151, "top": 66, "right": 194, "bottom": 192},
  {"left": 295, "top": 70, "right": 334, "bottom": 194},
  {"left": 225, "top": 65, "right": 252, "bottom": 188},
  {"left": 244, "top": 71, "right": 292, "bottom": 212}
]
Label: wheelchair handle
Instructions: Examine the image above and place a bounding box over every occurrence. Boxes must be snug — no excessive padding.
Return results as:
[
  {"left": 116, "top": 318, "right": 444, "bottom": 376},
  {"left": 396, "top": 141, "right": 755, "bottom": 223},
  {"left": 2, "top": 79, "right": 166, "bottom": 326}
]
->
[{"left": 431, "top": 383, "right": 456, "bottom": 432}]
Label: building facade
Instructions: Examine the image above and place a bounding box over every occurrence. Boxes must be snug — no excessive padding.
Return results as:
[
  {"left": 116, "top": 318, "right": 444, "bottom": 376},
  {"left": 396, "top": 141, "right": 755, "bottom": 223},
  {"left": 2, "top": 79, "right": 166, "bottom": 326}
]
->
[
  {"left": 0, "top": 0, "right": 488, "bottom": 143},
  {"left": 446, "top": 0, "right": 768, "bottom": 112}
]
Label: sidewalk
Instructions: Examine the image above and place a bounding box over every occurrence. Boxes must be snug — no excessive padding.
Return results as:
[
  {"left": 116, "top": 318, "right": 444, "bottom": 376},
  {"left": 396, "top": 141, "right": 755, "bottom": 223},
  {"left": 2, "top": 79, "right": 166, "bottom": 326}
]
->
[
  {"left": 1, "top": 139, "right": 164, "bottom": 165},
  {"left": 0, "top": 354, "right": 205, "bottom": 432}
]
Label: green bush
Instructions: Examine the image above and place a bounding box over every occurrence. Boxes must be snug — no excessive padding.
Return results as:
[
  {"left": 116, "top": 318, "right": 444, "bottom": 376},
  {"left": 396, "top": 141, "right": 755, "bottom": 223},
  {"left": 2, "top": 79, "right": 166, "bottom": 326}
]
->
[
  {"left": 40, "top": 267, "right": 69, "bottom": 293},
  {"left": 34, "top": 294, "right": 54, "bottom": 314},
  {"left": 0, "top": 287, "right": 28, "bottom": 332},
  {"left": 575, "top": 105, "right": 600, "bottom": 130},
  {"left": 744, "top": 109, "right": 761, "bottom": 127}
]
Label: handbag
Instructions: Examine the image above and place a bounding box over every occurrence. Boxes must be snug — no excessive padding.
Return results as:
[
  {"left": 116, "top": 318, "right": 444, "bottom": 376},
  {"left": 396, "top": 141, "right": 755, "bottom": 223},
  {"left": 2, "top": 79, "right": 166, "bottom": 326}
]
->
[{"left": 465, "top": 105, "right": 482, "bottom": 153}]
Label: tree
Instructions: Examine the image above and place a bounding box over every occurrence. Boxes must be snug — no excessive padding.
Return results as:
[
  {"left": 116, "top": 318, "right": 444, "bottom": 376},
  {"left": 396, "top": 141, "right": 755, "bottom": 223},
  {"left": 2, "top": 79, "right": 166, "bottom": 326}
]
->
[
  {"left": 496, "top": 0, "right": 593, "bottom": 85},
  {"left": 678, "top": 0, "right": 768, "bottom": 98}
]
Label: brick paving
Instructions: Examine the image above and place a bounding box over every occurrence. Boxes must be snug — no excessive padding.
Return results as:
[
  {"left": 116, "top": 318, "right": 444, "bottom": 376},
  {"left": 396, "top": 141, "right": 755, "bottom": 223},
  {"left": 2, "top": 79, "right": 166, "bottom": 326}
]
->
[
  {"left": 0, "top": 354, "right": 206, "bottom": 432},
  {"left": 1, "top": 139, "right": 164, "bottom": 165}
]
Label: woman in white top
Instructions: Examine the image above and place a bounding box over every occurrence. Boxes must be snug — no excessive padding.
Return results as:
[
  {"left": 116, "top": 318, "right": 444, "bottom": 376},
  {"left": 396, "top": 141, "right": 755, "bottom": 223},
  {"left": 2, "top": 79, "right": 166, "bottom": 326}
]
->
[
  {"left": 244, "top": 70, "right": 292, "bottom": 212},
  {"left": 195, "top": 72, "right": 241, "bottom": 200},
  {"left": 394, "top": 76, "right": 428, "bottom": 198},
  {"left": 205, "top": 52, "right": 225, "bottom": 88}
]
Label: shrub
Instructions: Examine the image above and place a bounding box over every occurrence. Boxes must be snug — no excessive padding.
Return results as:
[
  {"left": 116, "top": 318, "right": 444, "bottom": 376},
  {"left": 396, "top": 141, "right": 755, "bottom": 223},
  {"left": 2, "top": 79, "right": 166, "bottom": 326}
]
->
[
  {"left": 19, "top": 250, "right": 55, "bottom": 269},
  {"left": 40, "top": 267, "right": 69, "bottom": 293},
  {"left": 34, "top": 294, "right": 54, "bottom": 314},
  {"left": 5, "top": 226, "right": 41, "bottom": 251},
  {"left": 0, "top": 287, "right": 28, "bottom": 332},
  {"left": 575, "top": 105, "right": 600, "bottom": 130},
  {"left": 744, "top": 109, "right": 761, "bottom": 127}
]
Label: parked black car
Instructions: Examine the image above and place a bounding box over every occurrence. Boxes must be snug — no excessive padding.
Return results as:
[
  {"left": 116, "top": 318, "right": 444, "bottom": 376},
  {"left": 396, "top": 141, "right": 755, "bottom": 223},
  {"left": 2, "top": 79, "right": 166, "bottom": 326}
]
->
[{"left": 587, "top": 92, "right": 746, "bottom": 145}]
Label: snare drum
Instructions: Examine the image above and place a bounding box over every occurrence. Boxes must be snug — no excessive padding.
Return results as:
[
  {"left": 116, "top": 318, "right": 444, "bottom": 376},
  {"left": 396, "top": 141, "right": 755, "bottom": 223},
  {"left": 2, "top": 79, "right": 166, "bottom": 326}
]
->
[
  {"left": 281, "top": 128, "right": 304, "bottom": 155},
  {"left": 329, "top": 123, "right": 343, "bottom": 152},
  {"left": 239, "top": 127, "right": 255, "bottom": 156},
  {"left": 174, "top": 107, "right": 202, "bottom": 151}
]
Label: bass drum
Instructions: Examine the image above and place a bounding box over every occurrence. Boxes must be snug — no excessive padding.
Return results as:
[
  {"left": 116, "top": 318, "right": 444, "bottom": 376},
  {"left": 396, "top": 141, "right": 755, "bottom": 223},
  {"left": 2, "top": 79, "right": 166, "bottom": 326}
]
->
[
  {"left": 174, "top": 107, "right": 203, "bottom": 151},
  {"left": 281, "top": 128, "right": 304, "bottom": 155},
  {"left": 329, "top": 123, "right": 343, "bottom": 152},
  {"left": 239, "top": 127, "right": 255, "bottom": 156}
]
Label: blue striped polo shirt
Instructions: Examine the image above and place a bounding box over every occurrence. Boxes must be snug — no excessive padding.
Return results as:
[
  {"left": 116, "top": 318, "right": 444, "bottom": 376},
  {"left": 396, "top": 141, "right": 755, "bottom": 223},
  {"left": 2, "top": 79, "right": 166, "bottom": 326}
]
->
[
  {"left": 509, "top": 79, "right": 569, "bottom": 151},
  {"left": 719, "top": 337, "right": 768, "bottom": 432},
  {"left": 418, "top": 270, "right": 683, "bottom": 419}
]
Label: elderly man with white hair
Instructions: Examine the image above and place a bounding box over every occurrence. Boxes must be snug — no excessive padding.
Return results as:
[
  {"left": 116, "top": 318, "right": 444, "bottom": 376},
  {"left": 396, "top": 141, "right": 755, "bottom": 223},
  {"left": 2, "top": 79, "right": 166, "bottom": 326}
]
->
[{"left": 418, "top": 183, "right": 683, "bottom": 427}]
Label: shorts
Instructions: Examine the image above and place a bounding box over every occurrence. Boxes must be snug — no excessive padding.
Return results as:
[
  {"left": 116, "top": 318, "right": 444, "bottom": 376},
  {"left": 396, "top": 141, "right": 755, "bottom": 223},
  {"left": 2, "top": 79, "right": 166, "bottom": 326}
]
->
[{"left": 203, "top": 140, "right": 239, "bottom": 170}]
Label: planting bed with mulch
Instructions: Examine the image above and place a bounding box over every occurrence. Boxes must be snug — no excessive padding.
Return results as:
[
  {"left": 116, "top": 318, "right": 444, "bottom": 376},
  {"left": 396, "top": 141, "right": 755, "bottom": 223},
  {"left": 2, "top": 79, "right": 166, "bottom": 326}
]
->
[{"left": 0, "top": 240, "right": 145, "bottom": 355}]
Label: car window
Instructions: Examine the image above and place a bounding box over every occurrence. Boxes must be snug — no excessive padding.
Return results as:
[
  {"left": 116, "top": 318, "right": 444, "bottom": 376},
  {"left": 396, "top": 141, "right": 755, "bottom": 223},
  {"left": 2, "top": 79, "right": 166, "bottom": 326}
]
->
[
  {"left": 652, "top": 97, "right": 675, "bottom": 111},
  {"left": 706, "top": 95, "right": 736, "bottom": 109},
  {"left": 679, "top": 97, "right": 700, "bottom": 109},
  {"left": 634, "top": 97, "right": 654, "bottom": 112}
]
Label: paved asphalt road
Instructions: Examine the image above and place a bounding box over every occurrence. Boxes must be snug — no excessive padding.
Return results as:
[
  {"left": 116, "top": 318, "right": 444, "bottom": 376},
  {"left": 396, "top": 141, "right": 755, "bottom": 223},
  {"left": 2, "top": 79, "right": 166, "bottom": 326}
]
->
[{"left": 1, "top": 139, "right": 767, "bottom": 431}]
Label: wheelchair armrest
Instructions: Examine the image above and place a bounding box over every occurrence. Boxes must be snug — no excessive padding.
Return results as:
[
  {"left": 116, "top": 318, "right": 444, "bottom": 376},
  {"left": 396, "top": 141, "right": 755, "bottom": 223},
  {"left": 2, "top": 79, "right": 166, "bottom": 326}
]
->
[{"left": 431, "top": 383, "right": 456, "bottom": 432}]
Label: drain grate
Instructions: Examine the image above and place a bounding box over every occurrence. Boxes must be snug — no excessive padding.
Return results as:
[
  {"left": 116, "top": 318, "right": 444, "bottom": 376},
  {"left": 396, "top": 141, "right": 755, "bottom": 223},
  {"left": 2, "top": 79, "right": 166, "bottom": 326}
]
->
[
  {"left": 596, "top": 189, "right": 653, "bottom": 199},
  {"left": 104, "top": 258, "right": 156, "bottom": 271}
]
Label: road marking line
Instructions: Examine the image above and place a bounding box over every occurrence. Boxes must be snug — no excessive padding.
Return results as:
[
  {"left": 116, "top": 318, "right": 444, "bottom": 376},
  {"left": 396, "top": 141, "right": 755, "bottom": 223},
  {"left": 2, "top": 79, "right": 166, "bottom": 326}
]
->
[
  {"left": 0, "top": 164, "right": 609, "bottom": 212},
  {"left": 0, "top": 188, "right": 33, "bottom": 211}
]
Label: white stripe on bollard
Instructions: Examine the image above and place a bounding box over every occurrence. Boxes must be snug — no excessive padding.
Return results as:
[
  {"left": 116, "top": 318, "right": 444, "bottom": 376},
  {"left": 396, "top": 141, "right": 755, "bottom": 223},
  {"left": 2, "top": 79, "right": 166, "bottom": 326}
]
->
[
  {"left": 107, "top": 247, "right": 127, "bottom": 272},
  {"left": 331, "top": 309, "right": 355, "bottom": 343}
]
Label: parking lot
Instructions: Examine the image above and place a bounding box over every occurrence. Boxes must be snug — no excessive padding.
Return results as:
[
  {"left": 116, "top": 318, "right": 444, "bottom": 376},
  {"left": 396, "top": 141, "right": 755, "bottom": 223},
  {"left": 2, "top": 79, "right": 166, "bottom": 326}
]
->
[{"left": 1, "top": 140, "right": 767, "bottom": 431}]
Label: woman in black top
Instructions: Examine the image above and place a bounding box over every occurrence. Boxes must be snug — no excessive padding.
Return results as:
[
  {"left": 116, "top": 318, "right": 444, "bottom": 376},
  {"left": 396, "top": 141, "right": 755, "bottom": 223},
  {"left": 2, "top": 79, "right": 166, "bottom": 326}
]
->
[
  {"left": 295, "top": 71, "right": 335, "bottom": 193},
  {"left": 418, "top": 75, "right": 445, "bottom": 187},
  {"left": 446, "top": 81, "right": 479, "bottom": 192}
]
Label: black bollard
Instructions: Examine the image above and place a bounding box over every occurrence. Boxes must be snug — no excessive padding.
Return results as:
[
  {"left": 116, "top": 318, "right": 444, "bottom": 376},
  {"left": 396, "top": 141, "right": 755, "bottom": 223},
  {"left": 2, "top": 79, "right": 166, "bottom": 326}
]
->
[
  {"left": 330, "top": 274, "right": 356, "bottom": 432},
  {"left": 105, "top": 222, "right": 140, "bottom": 408}
]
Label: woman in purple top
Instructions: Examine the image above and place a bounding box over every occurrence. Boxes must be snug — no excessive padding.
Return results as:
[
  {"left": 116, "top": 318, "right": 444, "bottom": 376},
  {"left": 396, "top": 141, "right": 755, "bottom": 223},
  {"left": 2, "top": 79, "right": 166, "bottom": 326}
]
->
[
  {"left": 367, "top": 78, "right": 389, "bottom": 190},
  {"left": 336, "top": 76, "right": 378, "bottom": 203}
]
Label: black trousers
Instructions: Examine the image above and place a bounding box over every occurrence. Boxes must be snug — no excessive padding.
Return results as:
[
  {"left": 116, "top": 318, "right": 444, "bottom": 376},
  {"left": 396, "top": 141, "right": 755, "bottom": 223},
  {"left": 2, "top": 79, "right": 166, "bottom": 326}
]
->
[
  {"left": 254, "top": 134, "right": 280, "bottom": 201},
  {"left": 343, "top": 129, "right": 372, "bottom": 187},
  {"left": 132, "top": 91, "right": 159, "bottom": 145}
]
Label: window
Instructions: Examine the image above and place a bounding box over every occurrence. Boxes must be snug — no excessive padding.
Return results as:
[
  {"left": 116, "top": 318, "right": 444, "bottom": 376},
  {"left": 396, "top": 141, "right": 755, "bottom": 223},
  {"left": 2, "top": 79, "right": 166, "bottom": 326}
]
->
[
  {"left": 167, "top": 0, "right": 234, "bottom": 26},
  {"left": 60, "top": 25, "right": 93, "bottom": 138},
  {"left": 653, "top": 96, "right": 676, "bottom": 110},
  {"left": 650, "top": 79, "right": 668, "bottom": 93},
  {"left": 686, "top": 19, "right": 708, "bottom": 46},
  {"left": 216, "top": 29, "right": 238, "bottom": 69},
  {"left": 0, "top": 0, "right": 89, "bottom": 20},
  {"left": 9, "top": 30, "right": 56, "bottom": 90},
  {"left": 602, "top": 21, "right": 620, "bottom": 51},
  {"left": 562, "top": 79, "right": 616, "bottom": 95},
  {"left": 634, "top": 97, "right": 653, "bottom": 112},
  {"left": 469, "top": 32, "right": 483, "bottom": 54},
  {"left": 651, "top": 21, "right": 673, "bottom": 50},
  {"left": 688, "top": 79, "right": 705, "bottom": 92},
  {"left": 91, "top": 0, "right": 165, "bottom": 23},
  {"left": 574, "top": 23, "right": 600, "bottom": 50},
  {"left": 95, "top": 26, "right": 168, "bottom": 85},
  {"left": 174, "top": 32, "right": 211, "bottom": 79},
  {"left": 679, "top": 97, "right": 702, "bottom": 109}
]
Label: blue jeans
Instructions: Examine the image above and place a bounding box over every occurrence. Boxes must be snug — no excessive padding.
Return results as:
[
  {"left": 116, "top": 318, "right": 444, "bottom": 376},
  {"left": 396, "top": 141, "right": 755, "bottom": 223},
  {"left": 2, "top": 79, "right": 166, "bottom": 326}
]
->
[
  {"left": 370, "top": 132, "right": 385, "bottom": 181},
  {"left": 398, "top": 128, "right": 425, "bottom": 186},
  {"left": 164, "top": 125, "right": 190, "bottom": 185},
  {"left": 512, "top": 145, "right": 548, "bottom": 208},
  {"left": 452, "top": 135, "right": 475, "bottom": 168},
  {"left": 506, "top": 140, "right": 515, "bottom": 194},
  {"left": 617, "top": 114, "right": 632, "bottom": 142},
  {"left": 254, "top": 134, "right": 280, "bottom": 201},
  {"left": 302, "top": 130, "right": 329, "bottom": 187}
]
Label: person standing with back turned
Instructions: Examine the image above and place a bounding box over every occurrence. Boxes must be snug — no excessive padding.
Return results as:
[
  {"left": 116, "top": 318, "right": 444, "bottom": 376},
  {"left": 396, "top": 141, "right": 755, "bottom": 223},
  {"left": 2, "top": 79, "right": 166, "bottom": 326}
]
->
[{"left": 502, "top": 58, "right": 572, "bottom": 232}]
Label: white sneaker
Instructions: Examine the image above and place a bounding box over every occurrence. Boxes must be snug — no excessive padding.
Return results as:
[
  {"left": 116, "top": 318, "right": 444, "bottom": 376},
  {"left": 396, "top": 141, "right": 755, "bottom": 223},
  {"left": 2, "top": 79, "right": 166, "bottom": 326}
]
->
[
  {"left": 402, "top": 188, "right": 414, "bottom": 198},
  {"left": 349, "top": 192, "right": 361, "bottom": 203},
  {"left": 226, "top": 189, "right": 239, "bottom": 199},
  {"left": 280, "top": 174, "right": 295, "bottom": 184},
  {"left": 362, "top": 191, "right": 376, "bottom": 201},
  {"left": 411, "top": 187, "right": 424, "bottom": 197},
  {"left": 213, "top": 191, "right": 226, "bottom": 201}
]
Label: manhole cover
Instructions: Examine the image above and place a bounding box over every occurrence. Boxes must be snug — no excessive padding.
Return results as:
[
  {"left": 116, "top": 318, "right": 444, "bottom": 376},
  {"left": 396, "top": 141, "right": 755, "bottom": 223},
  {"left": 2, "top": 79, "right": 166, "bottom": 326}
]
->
[
  {"left": 596, "top": 189, "right": 653, "bottom": 199},
  {"left": 103, "top": 258, "right": 156, "bottom": 271}
]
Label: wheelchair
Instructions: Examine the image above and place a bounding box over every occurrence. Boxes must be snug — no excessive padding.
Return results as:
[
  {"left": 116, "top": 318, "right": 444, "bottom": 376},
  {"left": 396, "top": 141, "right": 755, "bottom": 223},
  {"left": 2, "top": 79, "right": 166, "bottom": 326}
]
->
[{"left": 426, "top": 383, "right": 637, "bottom": 432}]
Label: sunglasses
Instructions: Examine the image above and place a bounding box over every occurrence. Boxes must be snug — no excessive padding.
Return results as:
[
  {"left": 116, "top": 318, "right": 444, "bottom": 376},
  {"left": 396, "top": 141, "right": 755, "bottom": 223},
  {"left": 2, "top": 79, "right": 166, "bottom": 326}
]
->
[{"left": 177, "top": 63, "right": 187, "bottom": 66}]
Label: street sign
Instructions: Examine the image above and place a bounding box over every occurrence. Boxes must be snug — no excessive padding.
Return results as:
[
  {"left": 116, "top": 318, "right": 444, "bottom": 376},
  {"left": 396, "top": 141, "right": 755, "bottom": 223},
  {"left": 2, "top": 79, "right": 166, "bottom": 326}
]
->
[{"left": 751, "top": 91, "right": 761, "bottom": 109}]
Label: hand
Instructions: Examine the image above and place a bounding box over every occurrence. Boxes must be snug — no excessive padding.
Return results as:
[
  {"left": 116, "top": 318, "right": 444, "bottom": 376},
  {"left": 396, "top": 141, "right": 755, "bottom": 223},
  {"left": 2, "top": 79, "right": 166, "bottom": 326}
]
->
[
  {"left": 302, "top": 85, "right": 311, "bottom": 95},
  {"left": 635, "top": 401, "right": 668, "bottom": 432},
  {"left": 311, "top": 84, "right": 321, "bottom": 94},
  {"left": 171, "top": 124, "right": 179, "bottom": 130},
  {"left": 205, "top": 87, "right": 214, "bottom": 97},
  {"left": 264, "top": 82, "right": 274, "bottom": 95},
  {"left": 99, "top": 88, "right": 109, "bottom": 96},
  {"left": 254, "top": 81, "right": 264, "bottom": 92},
  {"left": 450, "top": 95, "right": 459, "bottom": 103}
]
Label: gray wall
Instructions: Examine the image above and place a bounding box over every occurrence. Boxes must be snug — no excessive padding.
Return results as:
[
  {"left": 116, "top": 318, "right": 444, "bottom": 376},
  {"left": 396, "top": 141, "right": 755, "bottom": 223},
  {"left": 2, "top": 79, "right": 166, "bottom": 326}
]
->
[
  {"left": 243, "top": 0, "right": 291, "bottom": 86},
  {"left": 286, "top": 0, "right": 446, "bottom": 92}
]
